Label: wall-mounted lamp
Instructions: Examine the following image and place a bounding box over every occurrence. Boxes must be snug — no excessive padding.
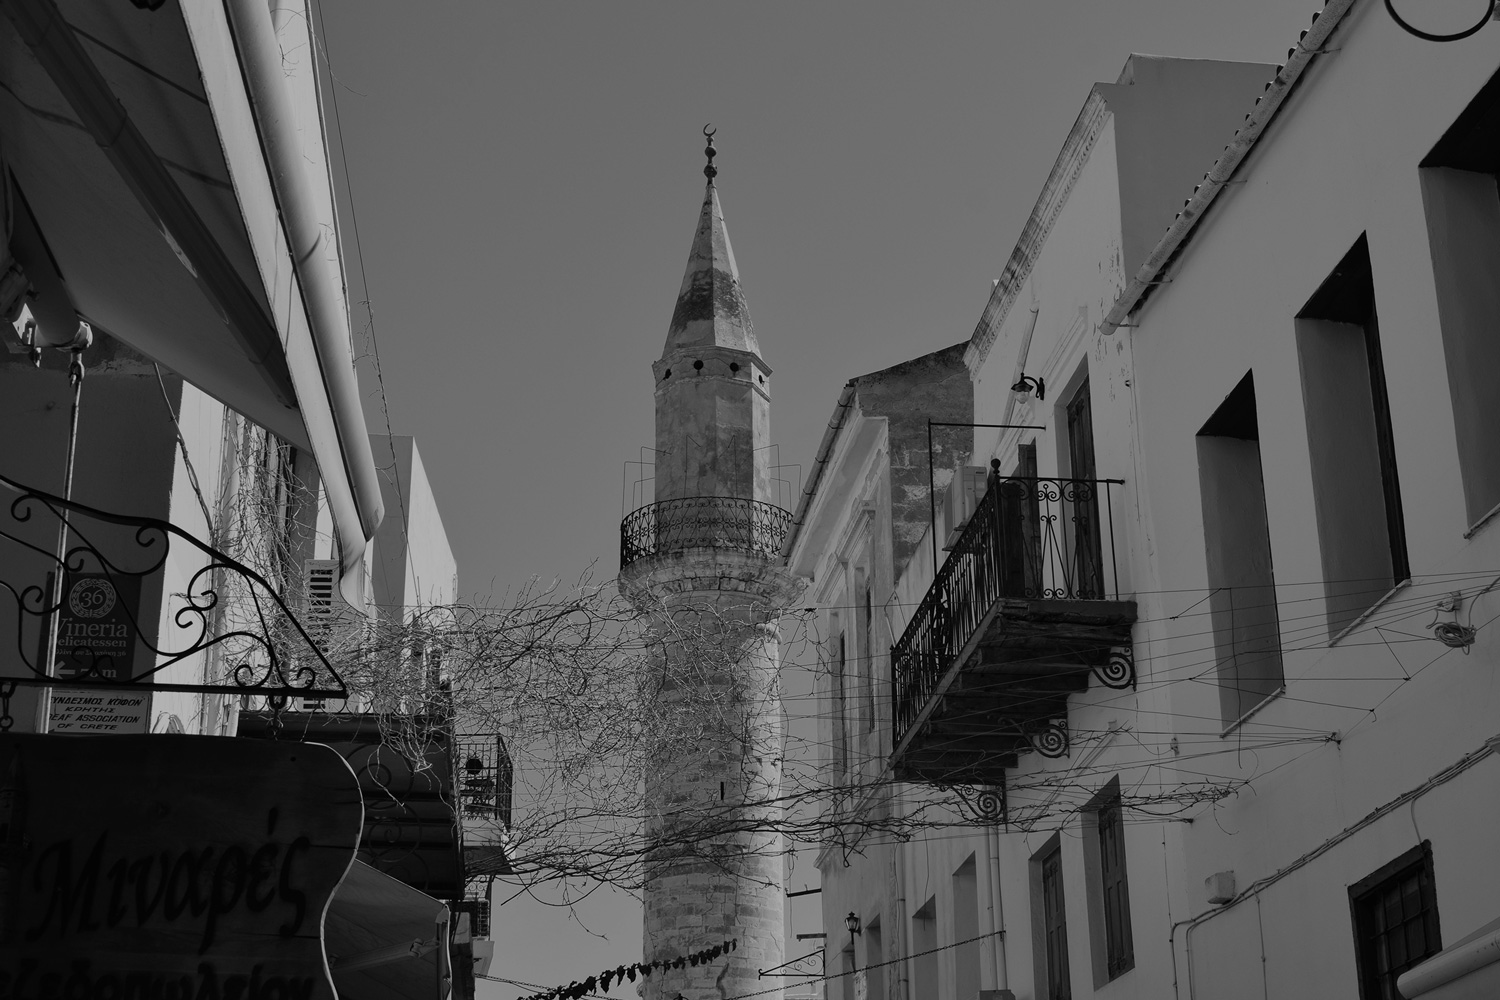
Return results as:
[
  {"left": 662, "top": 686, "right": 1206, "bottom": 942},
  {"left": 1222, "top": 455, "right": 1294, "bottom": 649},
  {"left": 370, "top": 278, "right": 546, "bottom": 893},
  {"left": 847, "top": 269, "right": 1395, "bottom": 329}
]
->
[
  {"left": 1011, "top": 374, "right": 1045, "bottom": 402},
  {"left": 845, "top": 912, "right": 861, "bottom": 936}
]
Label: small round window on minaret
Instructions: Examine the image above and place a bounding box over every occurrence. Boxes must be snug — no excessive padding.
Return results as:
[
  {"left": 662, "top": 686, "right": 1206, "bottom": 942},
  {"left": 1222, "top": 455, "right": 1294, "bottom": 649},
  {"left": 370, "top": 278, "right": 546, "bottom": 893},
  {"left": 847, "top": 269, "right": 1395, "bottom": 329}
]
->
[
  {"left": 758, "top": 375, "right": 765, "bottom": 383},
  {"left": 693, "top": 360, "right": 704, "bottom": 370},
  {"left": 730, "top": 362, "right": 740, "bottom": 373},
  {"left": 663, "top": 369, "right": 671, "bottom": 378}
]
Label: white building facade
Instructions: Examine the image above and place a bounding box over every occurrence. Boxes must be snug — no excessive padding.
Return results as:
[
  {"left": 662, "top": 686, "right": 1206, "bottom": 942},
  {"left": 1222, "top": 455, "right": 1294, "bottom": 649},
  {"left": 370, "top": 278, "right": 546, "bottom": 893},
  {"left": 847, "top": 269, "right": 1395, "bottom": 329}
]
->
[{"left": 791, "top": 6, "right": 1500, "bottom": 998}]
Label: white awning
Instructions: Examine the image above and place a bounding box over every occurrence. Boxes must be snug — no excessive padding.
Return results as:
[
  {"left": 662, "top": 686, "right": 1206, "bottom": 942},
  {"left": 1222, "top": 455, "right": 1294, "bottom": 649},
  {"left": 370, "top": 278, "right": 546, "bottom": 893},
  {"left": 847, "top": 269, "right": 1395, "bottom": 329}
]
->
[
  {"left": 326, "top": 860, "right": 453, "bottom": 1000},
  {"left": 1398, "top": 916, "right": 1500, "bottom": 1000},
  {"left": 0, "top": 0, "right": 382, "bottom": 596}
]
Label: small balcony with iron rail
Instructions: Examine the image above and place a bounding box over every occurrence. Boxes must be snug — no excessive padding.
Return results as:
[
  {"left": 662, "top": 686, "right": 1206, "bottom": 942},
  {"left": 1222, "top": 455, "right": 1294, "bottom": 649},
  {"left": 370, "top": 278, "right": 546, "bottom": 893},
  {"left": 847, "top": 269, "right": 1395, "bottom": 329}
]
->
[
  {"left": 891, "top": 461, "right": 1136, "bottom": 785},
  {"left": 619, "top": 496, "right": 792, "bottom": 571}
]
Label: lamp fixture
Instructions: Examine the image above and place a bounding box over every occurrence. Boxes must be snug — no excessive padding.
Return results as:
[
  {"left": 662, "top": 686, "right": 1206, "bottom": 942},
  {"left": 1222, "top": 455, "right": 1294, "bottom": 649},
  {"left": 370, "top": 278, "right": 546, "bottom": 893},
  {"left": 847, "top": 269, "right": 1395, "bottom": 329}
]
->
[
  {"left": 1011, "top": 373, "right": 1045, "bottom": 402},
  {"left": 845, "top": 912, "right": 861, "bottom": 936}
]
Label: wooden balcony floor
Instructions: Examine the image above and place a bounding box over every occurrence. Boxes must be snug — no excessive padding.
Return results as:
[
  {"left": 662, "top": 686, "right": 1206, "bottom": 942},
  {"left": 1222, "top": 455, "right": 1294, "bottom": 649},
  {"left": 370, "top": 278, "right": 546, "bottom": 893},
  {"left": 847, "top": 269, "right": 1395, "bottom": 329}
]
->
[{"left": 894, "top": 599, "right": 1136, "bottom": 785}]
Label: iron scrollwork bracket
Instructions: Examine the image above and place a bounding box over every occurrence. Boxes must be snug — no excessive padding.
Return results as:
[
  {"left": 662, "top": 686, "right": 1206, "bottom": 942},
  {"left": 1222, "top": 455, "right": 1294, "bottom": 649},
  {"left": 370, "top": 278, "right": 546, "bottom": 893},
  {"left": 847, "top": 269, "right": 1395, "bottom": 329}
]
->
[
  {"left": 1092, "top": 645, "right": 1136, "bottom": 690},
  {"left": 0, "top": 471, "right": 347, "bottom": 702},
  {"left": 1027, "top": 719, "right": 1070, "bottom": 758},
  {"left": 947, "top": 781, "right": 1007, "bottom": 825}
]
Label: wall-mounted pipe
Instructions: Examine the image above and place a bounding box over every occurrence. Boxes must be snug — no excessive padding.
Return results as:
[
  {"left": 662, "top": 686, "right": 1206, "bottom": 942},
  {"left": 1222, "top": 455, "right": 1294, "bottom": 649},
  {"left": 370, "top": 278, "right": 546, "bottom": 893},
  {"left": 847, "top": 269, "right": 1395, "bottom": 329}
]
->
[{"left": 225, "top": 0, "right": 385, "bottom": 597}]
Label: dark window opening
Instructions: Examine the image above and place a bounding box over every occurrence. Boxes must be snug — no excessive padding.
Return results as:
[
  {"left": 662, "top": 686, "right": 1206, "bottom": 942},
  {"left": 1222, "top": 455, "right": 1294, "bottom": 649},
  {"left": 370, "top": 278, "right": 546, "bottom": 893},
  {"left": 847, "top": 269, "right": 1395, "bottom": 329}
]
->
[
  {"left": 1349, "top": 843, "right": 1441, "bottom": 1000},
  {"left": 1065, "top": 378, "right": 1103, "bottom": 598},
  {"left": 1040, "top": 843, "right": 1072, "bottom": 1000},
  {"left": 1197, "top": 372, "right": 1284, "bottom": 725},
  {"left": 1096, "top": 787, "right": 1134, "bottom": 979},
  {"left": 1421, "top": 65, "right": 1500, "bottom": 526},
  {"left": 1296, "top": 234, "right": 1410, "bottom": 635}
]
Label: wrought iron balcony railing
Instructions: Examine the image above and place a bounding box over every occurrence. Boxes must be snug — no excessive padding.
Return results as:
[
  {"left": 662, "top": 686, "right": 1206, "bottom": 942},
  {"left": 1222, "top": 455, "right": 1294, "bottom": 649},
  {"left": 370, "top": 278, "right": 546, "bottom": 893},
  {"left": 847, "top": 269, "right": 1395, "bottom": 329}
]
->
[
  {"left": 619, "top": 496, "right": 792, "bottom": 570},
  {"left": 892, "top": 466, "right": 1124, "bottom": 742}
]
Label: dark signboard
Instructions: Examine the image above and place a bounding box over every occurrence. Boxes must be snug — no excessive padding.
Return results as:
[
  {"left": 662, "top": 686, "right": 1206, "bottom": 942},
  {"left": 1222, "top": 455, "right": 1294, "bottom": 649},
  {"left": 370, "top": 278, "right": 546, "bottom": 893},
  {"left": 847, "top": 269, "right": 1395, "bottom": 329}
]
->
[
  {"left": 54, "top": 571, "right": 142, "bottom": 681},
  {"left": 0, "top": 734, "right": 364, "bottom": 995},
  {"left": 47, "top": 572, "right": 149, "bottom": 733}
]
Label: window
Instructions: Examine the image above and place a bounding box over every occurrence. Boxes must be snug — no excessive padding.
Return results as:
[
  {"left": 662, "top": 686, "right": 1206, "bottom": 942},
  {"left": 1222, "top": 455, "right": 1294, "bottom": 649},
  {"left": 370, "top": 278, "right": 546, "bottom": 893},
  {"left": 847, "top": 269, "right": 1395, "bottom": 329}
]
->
[
  {"left": 861, "top": 582, "right": 876, "bottom": 734},
  {"left": 831, "top": 629, "right": 848, "bottom": 779},
  {"left": 1197, "top": 372, "right": 1284, "bottom": 726},
  {"left": 953, "top": 856, "right": 981, "bottom": 1000},
  {"left": 1035, "top": 840, "right": 1072, "bottom": 1000},
  {"left": 840, "top": 945, "right": 857, "bottom": 1000},
  {"left": 1064, "top": 378, "right": 1103, "bottom": 598},
  {"left": 1296, "top": 234, "right": 1410, "bottom": 635},
  {"left": 1349, "top": 843, "right": 1441, "bottom": 1000},
  {"left": 1420, "top": 66, "right": 1500, "bottom": 529},
  {"left": 911, "top": 897, "right": 938, "bottom": 1000},
  {"left": 1089, "top": 782, "right": 1134, "bottom": 980}
]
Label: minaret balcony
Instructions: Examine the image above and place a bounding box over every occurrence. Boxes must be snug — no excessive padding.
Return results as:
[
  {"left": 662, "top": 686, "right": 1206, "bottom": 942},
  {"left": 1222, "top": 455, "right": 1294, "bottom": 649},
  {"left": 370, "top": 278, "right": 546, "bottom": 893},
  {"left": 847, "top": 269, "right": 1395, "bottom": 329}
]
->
[
  {"left": 620, "top": 496, "right": 792, "bottom": 570},
  {"left": 891, "top": 470, "right": 1137, "bottom": 786}
]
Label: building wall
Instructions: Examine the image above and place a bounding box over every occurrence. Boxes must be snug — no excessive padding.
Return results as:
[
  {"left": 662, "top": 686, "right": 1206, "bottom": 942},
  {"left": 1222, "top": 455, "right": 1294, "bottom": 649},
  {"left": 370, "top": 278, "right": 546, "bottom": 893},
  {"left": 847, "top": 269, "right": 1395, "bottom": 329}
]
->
[{"left": 1123, "top": 8, "right": 1500, "bottom": 998}]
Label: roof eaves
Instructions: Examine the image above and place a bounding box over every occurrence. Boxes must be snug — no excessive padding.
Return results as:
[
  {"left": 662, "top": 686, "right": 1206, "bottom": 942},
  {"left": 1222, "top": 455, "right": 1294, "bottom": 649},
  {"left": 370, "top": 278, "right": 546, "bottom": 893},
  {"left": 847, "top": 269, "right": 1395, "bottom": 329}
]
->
[
  {"left": 965, "top": 89, "right": 1112, "bottom": 373},
  {"left": 1100, "top": 0, "right": 1358, "bottom": 334}
]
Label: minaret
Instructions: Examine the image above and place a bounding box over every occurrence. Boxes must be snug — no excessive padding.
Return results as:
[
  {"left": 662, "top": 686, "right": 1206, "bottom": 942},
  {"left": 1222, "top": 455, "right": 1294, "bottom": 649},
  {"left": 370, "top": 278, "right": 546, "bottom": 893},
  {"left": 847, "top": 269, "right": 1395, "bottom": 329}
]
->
[{"left": 620, "top": 130, "right": 800, "bottom": 1000}]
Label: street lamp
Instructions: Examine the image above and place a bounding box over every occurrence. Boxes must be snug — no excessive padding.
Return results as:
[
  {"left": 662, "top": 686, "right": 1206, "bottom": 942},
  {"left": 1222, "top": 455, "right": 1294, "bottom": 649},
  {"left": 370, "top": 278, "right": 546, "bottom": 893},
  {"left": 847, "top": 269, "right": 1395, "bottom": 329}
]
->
[
  {"left": 1011, "top": 373, "right": 1045, "bottom": 403},
  {"left": 845, "top": 912, "right": 861, "bottom": 936}
]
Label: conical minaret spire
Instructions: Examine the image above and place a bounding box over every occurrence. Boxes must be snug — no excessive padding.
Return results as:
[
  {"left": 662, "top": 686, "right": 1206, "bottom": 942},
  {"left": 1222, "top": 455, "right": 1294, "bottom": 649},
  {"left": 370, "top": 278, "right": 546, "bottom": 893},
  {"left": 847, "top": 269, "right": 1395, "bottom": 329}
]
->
[
  {"left": 651, "top": 130, "right": 773, "bottom": 505},
  {"left": 663, "top": 128, "right": 760, "bottom": 358}
]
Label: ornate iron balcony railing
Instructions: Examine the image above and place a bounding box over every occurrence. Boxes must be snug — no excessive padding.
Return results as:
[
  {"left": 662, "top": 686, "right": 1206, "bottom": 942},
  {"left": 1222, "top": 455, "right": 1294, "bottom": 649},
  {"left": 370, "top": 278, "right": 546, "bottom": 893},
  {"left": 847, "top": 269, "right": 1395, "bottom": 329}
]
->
[
  {"left": 620, "top": 496, "right": 792, "bottom": 569},
  {"left": 892, "top": 466, "right": 1124, "bottom": 741}
]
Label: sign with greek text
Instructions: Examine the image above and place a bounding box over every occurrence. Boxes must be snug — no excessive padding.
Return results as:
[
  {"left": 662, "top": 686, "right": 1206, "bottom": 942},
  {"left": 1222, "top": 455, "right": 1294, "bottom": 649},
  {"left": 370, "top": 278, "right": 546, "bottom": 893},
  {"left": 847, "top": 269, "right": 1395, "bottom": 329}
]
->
[{"left": 0, "top": 734, "right": 364, "bottom": 995}]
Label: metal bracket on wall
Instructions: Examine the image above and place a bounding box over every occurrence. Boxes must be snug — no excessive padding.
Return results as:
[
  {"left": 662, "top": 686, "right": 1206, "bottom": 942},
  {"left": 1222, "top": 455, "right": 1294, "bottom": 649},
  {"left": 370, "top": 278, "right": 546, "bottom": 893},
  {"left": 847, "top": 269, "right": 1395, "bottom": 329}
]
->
[{"left": 0, "top": 469, "right": 346, "bottom": 726}]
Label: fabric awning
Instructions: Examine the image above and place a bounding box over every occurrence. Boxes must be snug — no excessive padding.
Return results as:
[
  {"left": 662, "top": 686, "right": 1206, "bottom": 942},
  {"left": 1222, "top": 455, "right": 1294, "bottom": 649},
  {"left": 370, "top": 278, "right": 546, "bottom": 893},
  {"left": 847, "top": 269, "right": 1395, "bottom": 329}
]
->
[
  {"left": 0, "top": 0, "right": 382, "bottom": 596},
  {"left": 326, "top": 860, "right": 453, "bottom": 1000}
]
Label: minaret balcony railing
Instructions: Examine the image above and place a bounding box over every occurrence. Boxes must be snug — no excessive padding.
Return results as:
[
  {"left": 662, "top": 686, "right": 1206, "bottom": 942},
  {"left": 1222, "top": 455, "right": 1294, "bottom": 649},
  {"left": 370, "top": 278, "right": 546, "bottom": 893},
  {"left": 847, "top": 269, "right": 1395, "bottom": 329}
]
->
[
  {"left": 620, "top": 496, "right": 792, "bottom": 569},
  {"left": 890, "top": 467, "right": 1136, "bottom": 787}
]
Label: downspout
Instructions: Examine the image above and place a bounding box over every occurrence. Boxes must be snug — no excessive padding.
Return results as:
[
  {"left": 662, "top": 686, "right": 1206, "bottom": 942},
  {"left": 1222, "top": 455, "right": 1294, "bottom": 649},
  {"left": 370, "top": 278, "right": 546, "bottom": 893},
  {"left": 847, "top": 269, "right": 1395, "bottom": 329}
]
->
[
  {"left": 225, "top": 0, "right": 385, "bottom": 601},
  {"left": 1099, "top": 0, "right": 1357, "bottom": 336},
  {"left": 987, "top": 824, "right": 1009, "bottom": 992}
]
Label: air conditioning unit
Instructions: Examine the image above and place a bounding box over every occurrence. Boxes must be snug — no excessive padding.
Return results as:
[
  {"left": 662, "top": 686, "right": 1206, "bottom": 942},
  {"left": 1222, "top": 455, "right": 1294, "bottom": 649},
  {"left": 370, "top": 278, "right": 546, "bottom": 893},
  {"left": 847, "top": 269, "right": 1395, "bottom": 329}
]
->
[
  {"left": 942, "top": 466, "right": 990, "bottom": 550},
  {"left": 295, "top": 559, "right": 362, "bottom": 710}
]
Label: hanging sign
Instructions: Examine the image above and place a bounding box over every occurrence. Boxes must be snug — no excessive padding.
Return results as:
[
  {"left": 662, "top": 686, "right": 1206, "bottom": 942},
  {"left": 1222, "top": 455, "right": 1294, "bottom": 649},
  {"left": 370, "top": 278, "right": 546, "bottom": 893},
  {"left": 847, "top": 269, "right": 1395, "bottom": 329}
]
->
[
  {"left": 46, "top": 571, "right": 150, "bottom": 733},
  {"left": 0, "top": 733, "right": 364, "bottom": 995}
]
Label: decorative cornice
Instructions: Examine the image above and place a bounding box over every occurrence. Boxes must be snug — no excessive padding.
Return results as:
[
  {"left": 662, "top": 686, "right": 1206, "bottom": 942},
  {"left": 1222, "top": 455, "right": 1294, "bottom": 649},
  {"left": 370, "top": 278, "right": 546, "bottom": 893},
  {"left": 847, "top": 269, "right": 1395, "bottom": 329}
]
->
[{"left": 965, "top": 90, "right": 1112, "bottom": 372}]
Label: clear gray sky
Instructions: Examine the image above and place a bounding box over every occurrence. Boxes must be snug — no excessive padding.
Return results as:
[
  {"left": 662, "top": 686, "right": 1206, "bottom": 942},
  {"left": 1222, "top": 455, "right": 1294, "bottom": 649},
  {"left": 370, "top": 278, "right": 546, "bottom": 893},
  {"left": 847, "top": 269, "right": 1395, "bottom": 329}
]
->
[{"left": 315, "top": 0, "right": 1324, "bottom": 992}]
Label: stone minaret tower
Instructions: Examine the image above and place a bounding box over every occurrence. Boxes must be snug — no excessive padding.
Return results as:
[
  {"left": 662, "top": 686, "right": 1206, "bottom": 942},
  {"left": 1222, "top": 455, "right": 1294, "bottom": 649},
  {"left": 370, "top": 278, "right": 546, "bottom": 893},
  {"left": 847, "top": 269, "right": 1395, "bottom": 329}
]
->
[{"left": 620, "top": 133, "right": 800, "bottom": 1000}]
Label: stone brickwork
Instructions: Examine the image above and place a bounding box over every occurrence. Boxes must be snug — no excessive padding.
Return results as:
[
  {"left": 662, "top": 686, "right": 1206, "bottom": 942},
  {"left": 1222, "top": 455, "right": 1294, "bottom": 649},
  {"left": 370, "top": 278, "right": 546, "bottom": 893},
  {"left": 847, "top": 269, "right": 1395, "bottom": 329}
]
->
[{"left": 849, "top": 342, "right": 973, "bottom": 581}]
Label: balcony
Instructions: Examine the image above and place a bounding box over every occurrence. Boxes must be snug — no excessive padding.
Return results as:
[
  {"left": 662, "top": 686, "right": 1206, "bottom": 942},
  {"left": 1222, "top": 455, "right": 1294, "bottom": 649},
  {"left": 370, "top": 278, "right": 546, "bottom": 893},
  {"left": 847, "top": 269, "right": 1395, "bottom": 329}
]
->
[
  {"left": 619, "top": 496, "right": 792, "bottom": 570},
  {"left": 458, "top": 732, "right": 515, "bottom": 878},
  {"left": 891, "top": 465, "right": 1137, "bottom": 786}
]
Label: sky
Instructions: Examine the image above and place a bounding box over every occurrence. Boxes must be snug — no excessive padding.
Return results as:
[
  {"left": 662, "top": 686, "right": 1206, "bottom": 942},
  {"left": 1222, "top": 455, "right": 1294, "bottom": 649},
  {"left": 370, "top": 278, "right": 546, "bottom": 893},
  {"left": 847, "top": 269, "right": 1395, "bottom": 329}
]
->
[{"left": 311, "top": 1, "right": 1328, "bottom": 993}]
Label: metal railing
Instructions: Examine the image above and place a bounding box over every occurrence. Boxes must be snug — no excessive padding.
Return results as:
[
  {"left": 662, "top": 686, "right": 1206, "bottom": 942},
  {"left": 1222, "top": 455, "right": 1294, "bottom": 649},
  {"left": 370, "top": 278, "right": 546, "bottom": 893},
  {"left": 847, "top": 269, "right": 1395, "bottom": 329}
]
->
[
  {"left": 458, "top": 732, "right": 514, "bottom": 828},
  {"left": 892, "top": 466, "right": 1124, "bottom": 740},
  {"left": 619, "top": 496, "right": 792, "bottom": 569}
]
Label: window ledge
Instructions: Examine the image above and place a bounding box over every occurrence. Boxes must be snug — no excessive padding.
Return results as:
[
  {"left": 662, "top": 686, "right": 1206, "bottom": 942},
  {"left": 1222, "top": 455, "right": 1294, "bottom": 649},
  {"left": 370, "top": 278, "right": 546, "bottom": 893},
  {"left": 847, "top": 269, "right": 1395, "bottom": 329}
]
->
[
  {"left": 1220, "top": 685, "right": 1286, "bottom": 739},
  {"left": 1328, "top": 579, "right": 1413, "bottom": 647},
  {"left": 1464, "top": 498, "right": 1500, "bottom": 540}
]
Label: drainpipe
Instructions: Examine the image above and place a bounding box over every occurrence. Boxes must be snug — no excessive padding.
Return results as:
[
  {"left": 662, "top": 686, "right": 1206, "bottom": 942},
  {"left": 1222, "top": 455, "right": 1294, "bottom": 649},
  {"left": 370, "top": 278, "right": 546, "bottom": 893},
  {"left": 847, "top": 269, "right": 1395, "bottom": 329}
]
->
[
  {"left": 225, "top": 0, "right": 385, "bottom": 600},
  {"left": 987, "top": 824, "right": 1009, "bottom": 992},
  {"left": 894, "top": 841, "right": 911, "bottom": 1000}
]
